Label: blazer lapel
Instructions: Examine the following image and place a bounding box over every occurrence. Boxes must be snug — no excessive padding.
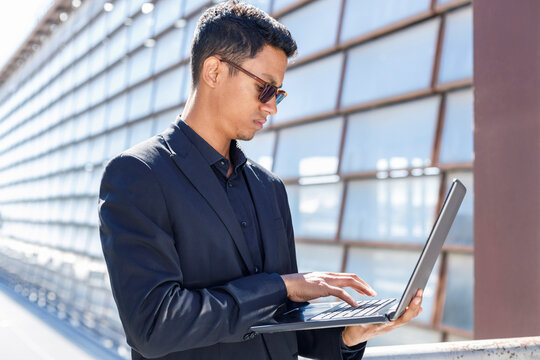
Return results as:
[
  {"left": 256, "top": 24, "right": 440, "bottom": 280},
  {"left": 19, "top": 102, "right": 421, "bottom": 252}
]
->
[
  {"left": 161, "top": 123, "right": 255, "bottom": 273},
  {"left": 243, "top": 162, "right": 282, "bottom": 273}
]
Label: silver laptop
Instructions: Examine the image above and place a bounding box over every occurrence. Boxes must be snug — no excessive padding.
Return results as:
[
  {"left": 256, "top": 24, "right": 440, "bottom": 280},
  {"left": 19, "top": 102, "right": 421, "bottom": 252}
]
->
[{"left": 251, "top": 178, "right": 466, "bottom": 333}]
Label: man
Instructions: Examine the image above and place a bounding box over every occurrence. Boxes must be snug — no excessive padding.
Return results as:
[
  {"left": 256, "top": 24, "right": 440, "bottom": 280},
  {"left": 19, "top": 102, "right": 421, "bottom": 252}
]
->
[{"left": 99, "top": 1, "right": 423, "bottom": 359}]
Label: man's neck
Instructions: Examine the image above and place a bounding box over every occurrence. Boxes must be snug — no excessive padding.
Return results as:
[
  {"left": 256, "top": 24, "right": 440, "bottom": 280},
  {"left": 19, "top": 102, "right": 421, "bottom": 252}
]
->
[{"left": 182, "top": 93, "right": 231, "bottom": 160}]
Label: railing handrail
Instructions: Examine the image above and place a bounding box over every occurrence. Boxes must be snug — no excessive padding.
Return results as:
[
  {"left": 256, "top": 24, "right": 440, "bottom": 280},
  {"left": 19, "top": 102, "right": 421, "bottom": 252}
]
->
[{"left": 363, "top": 336, "right": 540, "bottom": 359}]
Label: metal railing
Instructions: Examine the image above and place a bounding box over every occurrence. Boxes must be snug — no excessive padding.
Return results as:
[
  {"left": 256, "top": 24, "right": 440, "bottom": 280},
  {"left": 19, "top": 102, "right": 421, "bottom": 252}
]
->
[{"left": 363, "top": 336, "right": 540, "bottom": 359}]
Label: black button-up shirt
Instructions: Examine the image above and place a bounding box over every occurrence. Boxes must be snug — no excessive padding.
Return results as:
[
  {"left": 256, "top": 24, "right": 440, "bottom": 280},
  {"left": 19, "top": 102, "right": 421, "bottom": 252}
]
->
[
  {"left": 179, "top": 120, "right": 364, "bottom": 359},
  {"left": 179, "top": 121, "right": 264, "bottom": 273}
]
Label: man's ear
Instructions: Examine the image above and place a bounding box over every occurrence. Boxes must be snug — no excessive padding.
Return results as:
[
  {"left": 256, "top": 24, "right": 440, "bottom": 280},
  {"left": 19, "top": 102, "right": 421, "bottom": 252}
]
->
[{"left": 200, "top": 56, "right": 222, "bottom": 88}]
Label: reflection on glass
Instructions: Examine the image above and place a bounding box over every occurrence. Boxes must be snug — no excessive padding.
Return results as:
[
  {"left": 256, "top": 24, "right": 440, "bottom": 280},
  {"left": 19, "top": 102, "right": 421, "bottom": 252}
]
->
[
  {"left": 154, "top": 0, "right": 184, "bottom": 35},
  {"left": 439, "top": 88, "right": 474, "bottom": 164},
  {"left": 279, "top": 0, "right": 340, "bottom": 59},
  {"left": 127, "top": 81, "right": 154, "bottom": 120},
  {"left": 238, "top": 130, "right": 276, "bottom": 171},
  {"left": 106, "top": 93, "right": 128, "bottom": 129},
  {"left": 346, "top": 247, "right": 439, "bottom": 324},
  {"left": 295, "top": 243, "right": 343, "bottom": 273},
  {"left": 154, "top": 27, "right": 185, "bottom": 72},
  {"left": 341, "top": 96, "right": 439, "bottom": 173},
  {"left": 272, "top": 53, "right": 343, "bottom": 124},
  {"left": 107, "top": 60, "right": 128, "bottom": 97},
  {"left": 438, "top": 6, "right": 473, "bottom": 83},
  {"left": 105, "top": 127, "right": 129, "bottom": 160},
  {"left": 341, "top": 176, "right": 440, "bottom": 243},
  {"left": 442, "top": 252, "right": 473, "bottom": 331},
  {"left": 128, "top": 118, "right": 155, "bottom": 147},
  {"left": 107, "top": 27, "right": 128, "bottom": 65},
  {"left": 154, "top": 66, "right": 186, "bottom": 111},
  {"left": 445, "top": 171, "right": 473, "bottom": 245},
  {"left": 128, "top": 46, "right": 153, "bottom": 86},
  {"left": 286, "top": 182, "right": 343, "bottom": 239},
  {"left": 272, "top": 0, "right": 297, "bottom": 13},
  {"left": 128, "top": 12, "right": 154, "bottom": 51},
  {"left": 341, "top": 19, "right": 439, "bottom": 107},
  {"left": 274, "top": 117, "right": 343, "bottom": 178},
  {"left": 341, "top": 0, "right": 430, "bottom": 42}
]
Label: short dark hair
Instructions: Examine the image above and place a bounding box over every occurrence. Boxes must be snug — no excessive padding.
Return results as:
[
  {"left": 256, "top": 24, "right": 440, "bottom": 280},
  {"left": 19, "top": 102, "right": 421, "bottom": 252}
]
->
[{"left": 190, "top": 0, "right": 297, "bottom": 88}]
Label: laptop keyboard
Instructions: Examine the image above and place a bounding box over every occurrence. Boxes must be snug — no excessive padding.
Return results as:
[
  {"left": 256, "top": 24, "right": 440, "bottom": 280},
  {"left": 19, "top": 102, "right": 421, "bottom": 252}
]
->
[{"left": 309, "top": 298, "right": 396, "bottom": 321}]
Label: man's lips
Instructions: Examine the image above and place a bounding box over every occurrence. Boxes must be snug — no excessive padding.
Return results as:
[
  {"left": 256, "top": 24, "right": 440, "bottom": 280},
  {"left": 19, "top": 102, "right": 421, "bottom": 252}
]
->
[{"left": 254, "top": 119, "right": 267, "bottom": 128}]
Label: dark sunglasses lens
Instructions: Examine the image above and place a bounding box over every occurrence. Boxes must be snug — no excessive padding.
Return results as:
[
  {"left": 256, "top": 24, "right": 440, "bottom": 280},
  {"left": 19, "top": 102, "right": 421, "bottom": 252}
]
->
[
  {"left": 275, "top": 91, "right": 286, "bottom": 105},
  {"left": 259, "top": 84, "right": 277, "bottom": 103}
]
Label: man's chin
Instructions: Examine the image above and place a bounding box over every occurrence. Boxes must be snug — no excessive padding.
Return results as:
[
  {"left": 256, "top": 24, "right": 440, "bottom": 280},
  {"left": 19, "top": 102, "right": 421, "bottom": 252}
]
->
[{"left": 236, "top": 132, "right": 256, "bottom": 141}]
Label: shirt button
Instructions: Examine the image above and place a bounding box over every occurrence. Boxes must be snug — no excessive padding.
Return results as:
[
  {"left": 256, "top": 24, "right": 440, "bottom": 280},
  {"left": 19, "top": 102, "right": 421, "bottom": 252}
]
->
[
  {"left": 227, "top": 181, "right": 233, "bottom": 187},
  {"left": 220, "top": 160, "right": 225, "bottom": 166},
  {"left": 241, "top": 221, "right": 248, "bottom": 228},
  {"left": 255, "top": 267, "right": 260, "bottom": 273}
]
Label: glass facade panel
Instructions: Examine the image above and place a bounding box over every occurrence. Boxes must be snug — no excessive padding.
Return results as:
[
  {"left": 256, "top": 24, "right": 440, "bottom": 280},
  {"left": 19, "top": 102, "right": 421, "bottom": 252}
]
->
[
  {"left": 107, "top": 27, "right": 128, "bottom": 66},
  {"left": 238, "top": 131, "right": 276, "bottom": 171},
  {"left": 341, "top": 96, "right": 439, "bottom": 173},
  {"left": 341, "top": 0, "right": 431, "bottom": 42},
  {"left": 127, "top": 13, "right": 154, "bottom": 52},
  {"left": 439, "top": 88, "right": 474, "bottom": 164},
  {"left": 153, "top": 27, "right": 185, "bottom": 73},
  {"left": 127, "top": 118, "right": 155, "bottom": 147},
  {"left": 127, "top": 46, "right": 154, "bottom": 86},
  {"left": 127, "top": 81, "right": 154, "bottom": 120},
  {"left": 342, "top": 19, "right": 439, "bottom": 107},
  {"left": 445, "top": 171, "right": 473, "bottom": 246},
  {"left": 341, "top": 176, "right": 440, "bottom": 243},
  {"left": 295, "top": 243, "right": 344, "bottom": 273},
  {"left": 442, "top": 252, "right": 474, "bottom": 331},
  {"left": 106, "top": 93, "right": 128, "bottom": 129},
  {"left": 439, "top": 7, "right": 473, "bottom": 83},
  {"left": 154, "top": 0, "right": 184, "bottom": 35},
  {"left": 274, "top": 117, "right": 343, "bottom": 178},
  {"left": 346, "top": 247, "right": 439, "bottom": 324},
  {"left": 279, "top": 0, "right": 341, "bottom": 59},
  {"left": 154, "top": 66, "right": 186, "bottom": 111},
  {"left": 273, "top": 53, "right": 343, "bottom": 124},
  {"left": 107, "top": 60, "right": 128, "bottom": 97},
  {"left": 286, "top": 182, "right": 343, "bottom": 239},
  {"left": 272, "top": 0, "right": 297, "bottom": 13}
]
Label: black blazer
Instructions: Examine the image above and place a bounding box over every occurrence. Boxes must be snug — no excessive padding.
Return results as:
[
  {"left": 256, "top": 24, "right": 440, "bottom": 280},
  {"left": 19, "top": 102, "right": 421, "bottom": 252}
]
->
[{"left": 99, "top": 120, "right": 348, "bottom": 359}]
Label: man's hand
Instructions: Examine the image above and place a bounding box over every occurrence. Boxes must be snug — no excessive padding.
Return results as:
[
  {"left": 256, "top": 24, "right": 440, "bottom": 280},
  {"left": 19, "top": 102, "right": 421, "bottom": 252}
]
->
[
  {"left": 341, "top": 289, "right": 424, "bottom": 347},
  {"left": 280, "top": 272, "right": 377, "bottom": 307}
]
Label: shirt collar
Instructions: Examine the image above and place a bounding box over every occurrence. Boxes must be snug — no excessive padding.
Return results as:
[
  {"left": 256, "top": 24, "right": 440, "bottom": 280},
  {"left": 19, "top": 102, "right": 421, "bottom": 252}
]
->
[{"left": 178, "top": 120, "right": 247, "bottom": 171}]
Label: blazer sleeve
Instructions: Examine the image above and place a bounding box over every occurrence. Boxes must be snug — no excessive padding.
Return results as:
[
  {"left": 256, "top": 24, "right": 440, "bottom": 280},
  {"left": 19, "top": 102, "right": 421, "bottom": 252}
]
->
[
  {"left": 98, "top": 154, "right": 287, "bottom": 358},
  {"left": 275, "top": 180, "right": 366, "bottom": 360}
]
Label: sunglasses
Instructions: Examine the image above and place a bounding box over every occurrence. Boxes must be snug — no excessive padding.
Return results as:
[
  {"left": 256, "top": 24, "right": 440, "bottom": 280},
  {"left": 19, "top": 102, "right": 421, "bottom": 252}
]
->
[{"left": 219, "top": 58, "right": 287, "bottom": 105}]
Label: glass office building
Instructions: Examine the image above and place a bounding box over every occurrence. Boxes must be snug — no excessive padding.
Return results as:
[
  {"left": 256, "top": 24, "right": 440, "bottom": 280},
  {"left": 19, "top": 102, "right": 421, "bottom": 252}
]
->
[{"left": 0, "top": 0, "right": 474, "bottom": 357}]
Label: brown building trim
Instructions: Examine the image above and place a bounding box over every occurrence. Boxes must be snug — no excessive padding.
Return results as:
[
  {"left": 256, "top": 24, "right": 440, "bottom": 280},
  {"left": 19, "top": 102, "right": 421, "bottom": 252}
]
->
[{"left": 474, "top": 0, "right": 540, "bottom": 339}]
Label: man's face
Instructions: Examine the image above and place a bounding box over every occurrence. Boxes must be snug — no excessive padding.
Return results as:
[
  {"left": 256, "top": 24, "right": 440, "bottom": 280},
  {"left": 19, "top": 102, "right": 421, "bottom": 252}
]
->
[{"left": 215, "top": 45, "right": 288, "bottom": 141}]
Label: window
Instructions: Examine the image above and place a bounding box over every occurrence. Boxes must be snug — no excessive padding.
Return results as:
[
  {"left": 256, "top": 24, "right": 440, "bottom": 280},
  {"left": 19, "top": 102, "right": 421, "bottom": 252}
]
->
[
  {"left": 438, "top": 6, "right": 473, "bottom": 83},
  {"left": 341, "top": 19, "right": 440, "bottom": 107},
  {"left": 107, "top": 60, "right": 128, "bottom": 97},
  {"left": 346, "top": 247, "right": 439, "bottom": 325},
  {"left": 107, "top": 27, "right": 128, "bottom": 66},
  {"left": 127, "top": 118, "right": 155, "bottom": 147},
  {"left": 286, "top": 182, "right": 343, "bottom": 239},
  {"left": 106, "top": 0, "right": 128, "bottom": 34},
  {"left": 279, "top": 0, "right": 341, "bottom": 59},
  {"left": 341, "top": 0, "right": 430, "bottom": 42},
  {"left": 127, "top": 81, "right": 154, "bottom": 120},
  {"left": 153, "top": 27, "right": 185, "bottom": 73},
  {"left": 153, "top": 0, "right": 184, "bottom": 35},
  {"left": 89, "top": 72, "right": 107, "bottom": 107},
  {"left": 238, "top": 131, "right": 276, "bottom": 171},
  {"left": 88, "top": 103, "right": 108, "bottom": 136},
  {"left": 341, "top": 96, "right": 440, "bottom": 173},
  {"left": 127, "top": 12, "right": 154, "bottom": 52},
  {"left": 127, "top": 46, "right": 154, "bottom": 86},
  {"left": 274, "top": 117, "right": 343, "bottom": 178},
  {"left": 272, "top": 0, "right": 297, "bottom": 13},
  {"left": 272, "top": 53, "right": 343, "bottom": 124},
  {"left": 341, "top": 176, "right": 440, "bottom": 243},
  {"left": 106, "top": 93, "right": 128, "bottom": 129},
  {"left": 105, "top": 127, "right": 129, "bottom": 161},
  {"left": 442, "top": 252, "right": 474, "bottom": 331},
  {"left": 153, "top": 66, "right": 186, "bottom": 111},
  {"left": 439, "top": 88, "right": 474, "bottom": 164},
  {"left": 295, "top": 243, "right": 343, "bottom": 273},
  {"left": 445, "top": 171, "right": 473, "bottom": 246}
]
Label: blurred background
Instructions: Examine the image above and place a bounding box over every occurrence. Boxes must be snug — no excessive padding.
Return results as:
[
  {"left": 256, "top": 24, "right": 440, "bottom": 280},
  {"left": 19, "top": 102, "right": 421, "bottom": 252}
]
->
[{"left": 0, "top": 0, "right": 537, "bottom": 359}]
